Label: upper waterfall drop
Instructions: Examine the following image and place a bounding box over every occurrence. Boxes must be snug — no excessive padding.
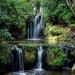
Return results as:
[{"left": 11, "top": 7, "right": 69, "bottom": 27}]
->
[{"left": 27, "top": 6, "right": 43, "bottom": 40}]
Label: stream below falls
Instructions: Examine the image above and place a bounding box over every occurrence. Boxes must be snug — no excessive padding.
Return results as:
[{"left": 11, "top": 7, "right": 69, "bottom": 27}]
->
[{"left": 4, "top": 70, "right": 73, "bottom": 75}]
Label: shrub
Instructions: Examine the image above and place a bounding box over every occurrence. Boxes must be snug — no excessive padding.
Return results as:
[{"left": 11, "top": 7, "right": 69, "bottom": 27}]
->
[
  {"left": 0, "top": 30, "right": 14, "bottom": 41},
  {"left": 0, "top": 44, "right": 11, "bottom": 65}
]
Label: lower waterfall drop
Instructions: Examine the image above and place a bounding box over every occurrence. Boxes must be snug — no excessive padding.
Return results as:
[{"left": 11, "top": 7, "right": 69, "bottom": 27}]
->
[
  {"left": 35, "top": 44, "right": 43, "bottom": 71},
  {"left": 11, "top": 45, "right": 26, "bottom": 75}
]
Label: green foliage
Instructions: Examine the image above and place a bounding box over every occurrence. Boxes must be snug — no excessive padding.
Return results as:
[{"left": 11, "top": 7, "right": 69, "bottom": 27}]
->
[
  {"left": 0, "top": 0, "right": 33, "bottom": 37},
  {"left": 54, "top": 3, "right": 72, "bottom": 24},
  {"left": 6, "top": 0, "right": 33, "bottom": 27},
  {"left": 0, "top": 0, "right": 75, "bottom": 40},
  {"left": 47, "top": 47, "right": 65, "bottom": 66},
  {"left": 0, "top": 30, "right": 14, "bottom": 41},
  {"left": 41, "top": 0, "right": 73, "bottom": 24},
  {"left": 0, "top": 44, "right": 11, "bottom": 65},
  {"left": 0, "top": 11, "right": 10, "bottom": 29},
  {"left": 0, "top": 0, "right": 11, "bottom": 29},
  {"left": 31, "top": 0, "right": 41, "bottom": 9}
]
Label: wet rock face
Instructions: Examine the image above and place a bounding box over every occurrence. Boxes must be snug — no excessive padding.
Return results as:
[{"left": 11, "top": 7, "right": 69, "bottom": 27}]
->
[
  {"left": 11, "top": 49, "right": 19, "bottom": 71},
  {"left": 60, "top": 45, "right": 75, "bottom": 68}
]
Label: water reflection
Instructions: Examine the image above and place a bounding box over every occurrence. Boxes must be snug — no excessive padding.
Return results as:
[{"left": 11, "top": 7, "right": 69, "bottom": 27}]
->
[
  {"left": 11, "top": 72, "right": 26, "bottom": 75},
  {"left": 62, "top": 70, "right": 72, "bottom": 75},
  {"left": 5, "top": 70, "right": 73, "bottom": 75}
]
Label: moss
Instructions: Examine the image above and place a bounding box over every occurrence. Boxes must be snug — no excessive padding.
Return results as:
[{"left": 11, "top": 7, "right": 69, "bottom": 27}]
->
[
  {"left": 20, "top": 45, "right": 37, "bottom": 69},
  {"left": 46, "top": 46, "right": 65, "bottom": 68},
  {"left": 50, "top": 26, "right": 64, "bottom": 36},
  {"left": 24, "top": 48, "right": 37, "bottom": 63}
]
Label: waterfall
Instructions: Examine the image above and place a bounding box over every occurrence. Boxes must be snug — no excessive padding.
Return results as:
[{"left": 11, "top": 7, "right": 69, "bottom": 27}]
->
[
  {"left": 11, "top": 45, "right": 24, "bottom": 72},
  {"left": 28, "top": 7, "right": 43, "bottom": 40},
  {"left": 36, "top": 44, "right": 43, "bottom": 71}
]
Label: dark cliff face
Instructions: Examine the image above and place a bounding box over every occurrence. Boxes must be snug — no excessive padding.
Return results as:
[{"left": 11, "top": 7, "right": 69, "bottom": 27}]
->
[
  {"left": 25, "top": 16, "right": 35, "bottom": 39},
  {"left": 61, "top": 45, "right": 75, "bottom": 68},
  {"left": 11, "top": 49, "right": 20, "bottom": 71}
]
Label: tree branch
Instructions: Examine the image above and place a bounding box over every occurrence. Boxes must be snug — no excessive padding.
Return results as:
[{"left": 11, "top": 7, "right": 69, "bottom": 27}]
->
[{"left": 66, "top": 0, "right": 75, "bottom": 16}]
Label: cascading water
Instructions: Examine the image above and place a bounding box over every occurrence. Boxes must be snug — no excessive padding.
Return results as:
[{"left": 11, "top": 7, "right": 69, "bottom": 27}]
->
[
  {"left": 33, "top": 14, "right": 43, "bottom": 39},
  {"left": 35, "top": 44, "right": 43, "bottom": 71},
  {"left": 11, "top": 45, "right": 26, "bottom": 75},
  {"left": 28, "top": 7, "right": 43, "bottom": 40},
  {"left": 27, "top": 6, "right": 44, "bottom": 72}
]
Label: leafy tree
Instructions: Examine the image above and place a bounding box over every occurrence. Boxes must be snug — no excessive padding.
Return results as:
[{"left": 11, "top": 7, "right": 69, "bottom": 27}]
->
[
  {"left": 41, "top": 0, "right": 74, "bottom": 25},
  {"left": 0, "top": 0, "right": 34, "bottom": 39},
  {"left": 0, "top": 11, "right": 10, "bottom": 29},
  {"left": 0, "top": 0, "right": 75, "bottom": 40}
]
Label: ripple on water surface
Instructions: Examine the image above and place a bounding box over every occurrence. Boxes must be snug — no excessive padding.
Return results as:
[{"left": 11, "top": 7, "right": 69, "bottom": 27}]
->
[{"left": 4, "top": 70, "right": 72, "bottom": 75}]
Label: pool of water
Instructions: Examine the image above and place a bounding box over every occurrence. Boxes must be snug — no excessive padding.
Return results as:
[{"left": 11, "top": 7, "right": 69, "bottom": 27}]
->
[{"left": 4, "top": 69, "right": 75, "bottom": 75}]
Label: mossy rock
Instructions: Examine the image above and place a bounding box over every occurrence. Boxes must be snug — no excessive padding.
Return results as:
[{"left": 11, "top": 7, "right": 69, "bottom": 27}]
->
[
  {"left": 50, "top": 31, "right": 62, "bottom": 36},
  {"left": 47, "top": 47, "right": 65, "bottom": 66},
  {"left": 24, "top": 48, "right": 37, "bottom": 63},
  {"left": 22, "top": 46, "right": 37, "bottom": 69},
  {"left": 43, "top": 46, "right": 65, "bottom": 70},
  {"left": 50, "top": 26, "right": 63, "bottom": 36}
]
